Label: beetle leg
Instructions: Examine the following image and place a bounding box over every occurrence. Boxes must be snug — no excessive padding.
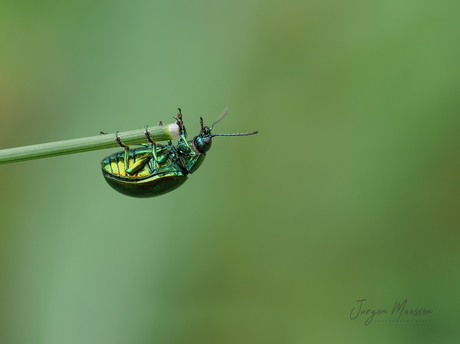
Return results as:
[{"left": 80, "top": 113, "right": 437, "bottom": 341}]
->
[
  {"left": 173, "top": 111, "right": 193, "bottom": 152},
  {"left": 145, "top": 126, "right": 159, "bottom": 168},
  {"left": 115, "top": 131, "right": 130, "bottom": 174},
  {"left": 126, "top": 153, "right": 151, "bottom": 175},
  {"left": 176, "top": 131, "right": 193, "bottom": 153}
]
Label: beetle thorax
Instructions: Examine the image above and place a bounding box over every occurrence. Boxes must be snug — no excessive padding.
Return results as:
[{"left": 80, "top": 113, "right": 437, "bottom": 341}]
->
[{"left": 190, "top": 139, "right": 202, "bottom": 154}]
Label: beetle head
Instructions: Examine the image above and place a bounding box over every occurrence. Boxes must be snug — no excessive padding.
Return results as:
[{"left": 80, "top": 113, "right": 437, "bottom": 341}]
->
[
  {"left": 192, "top": 109, "right": 258, "bottom": 154},
  {"left": 192, "top": 117, "right": 213, "bottom": 154}
]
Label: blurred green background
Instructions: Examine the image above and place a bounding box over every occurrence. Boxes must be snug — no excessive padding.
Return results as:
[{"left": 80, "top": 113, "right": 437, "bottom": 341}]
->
[{"left": 1, "top": 1, "right": 459, "bottom": 343}]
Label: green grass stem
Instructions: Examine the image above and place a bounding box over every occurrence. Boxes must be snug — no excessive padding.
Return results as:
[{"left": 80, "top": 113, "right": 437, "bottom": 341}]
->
[{"left": 0, "top": 122, "right": 180, "bottom": 165}]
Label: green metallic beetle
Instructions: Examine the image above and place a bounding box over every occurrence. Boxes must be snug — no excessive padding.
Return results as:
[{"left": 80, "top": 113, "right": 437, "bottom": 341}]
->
[{"left": 101, "top": 109, "right": 258, "bottom": 198}]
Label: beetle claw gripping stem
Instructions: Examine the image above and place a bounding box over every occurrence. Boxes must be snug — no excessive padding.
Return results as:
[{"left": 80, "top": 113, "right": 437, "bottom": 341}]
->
[{"left": 115, "top": 131, "right": 129, "bottom": 150}]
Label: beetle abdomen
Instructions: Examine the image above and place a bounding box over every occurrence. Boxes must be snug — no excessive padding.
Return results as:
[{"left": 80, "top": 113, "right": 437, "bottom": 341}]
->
[
  {"left": 101, "top": 145, "right": 188, "bottom": 198},
  {"left": 101, "top": 147, "right": 162, "bottom": 178}
]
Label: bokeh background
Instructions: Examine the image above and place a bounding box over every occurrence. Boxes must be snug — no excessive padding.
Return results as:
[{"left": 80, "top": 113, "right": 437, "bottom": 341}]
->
[{"left": 1, "top": 1, "right": 459, "bottom": 343}]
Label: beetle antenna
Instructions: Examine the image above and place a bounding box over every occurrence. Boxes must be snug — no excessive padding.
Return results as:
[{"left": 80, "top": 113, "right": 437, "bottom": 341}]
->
[
  {"left": 212, "top": 131, "right": 258, "bottom": 137},
  {"left": 200, "top": 117, "right": 205, "bottom": 131},
  {"left": 210, "top": 108, "right": 228, "bottom": 129}
]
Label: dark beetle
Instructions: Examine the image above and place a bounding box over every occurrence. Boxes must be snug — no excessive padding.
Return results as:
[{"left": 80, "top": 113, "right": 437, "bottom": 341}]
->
[{"left": 101, "top": 109, "right": 258, "bottom": 198}]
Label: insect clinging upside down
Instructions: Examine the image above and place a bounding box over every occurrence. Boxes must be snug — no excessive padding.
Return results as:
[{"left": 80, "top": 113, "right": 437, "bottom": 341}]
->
[{"left": 100, "top": 109, "right": 258, "bottom": 198}]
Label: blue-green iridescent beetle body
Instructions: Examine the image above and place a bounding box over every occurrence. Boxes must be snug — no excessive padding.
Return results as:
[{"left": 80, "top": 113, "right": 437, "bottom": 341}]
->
[{"left": 101, "top": 109, "right": 257, "bottom": 198}]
